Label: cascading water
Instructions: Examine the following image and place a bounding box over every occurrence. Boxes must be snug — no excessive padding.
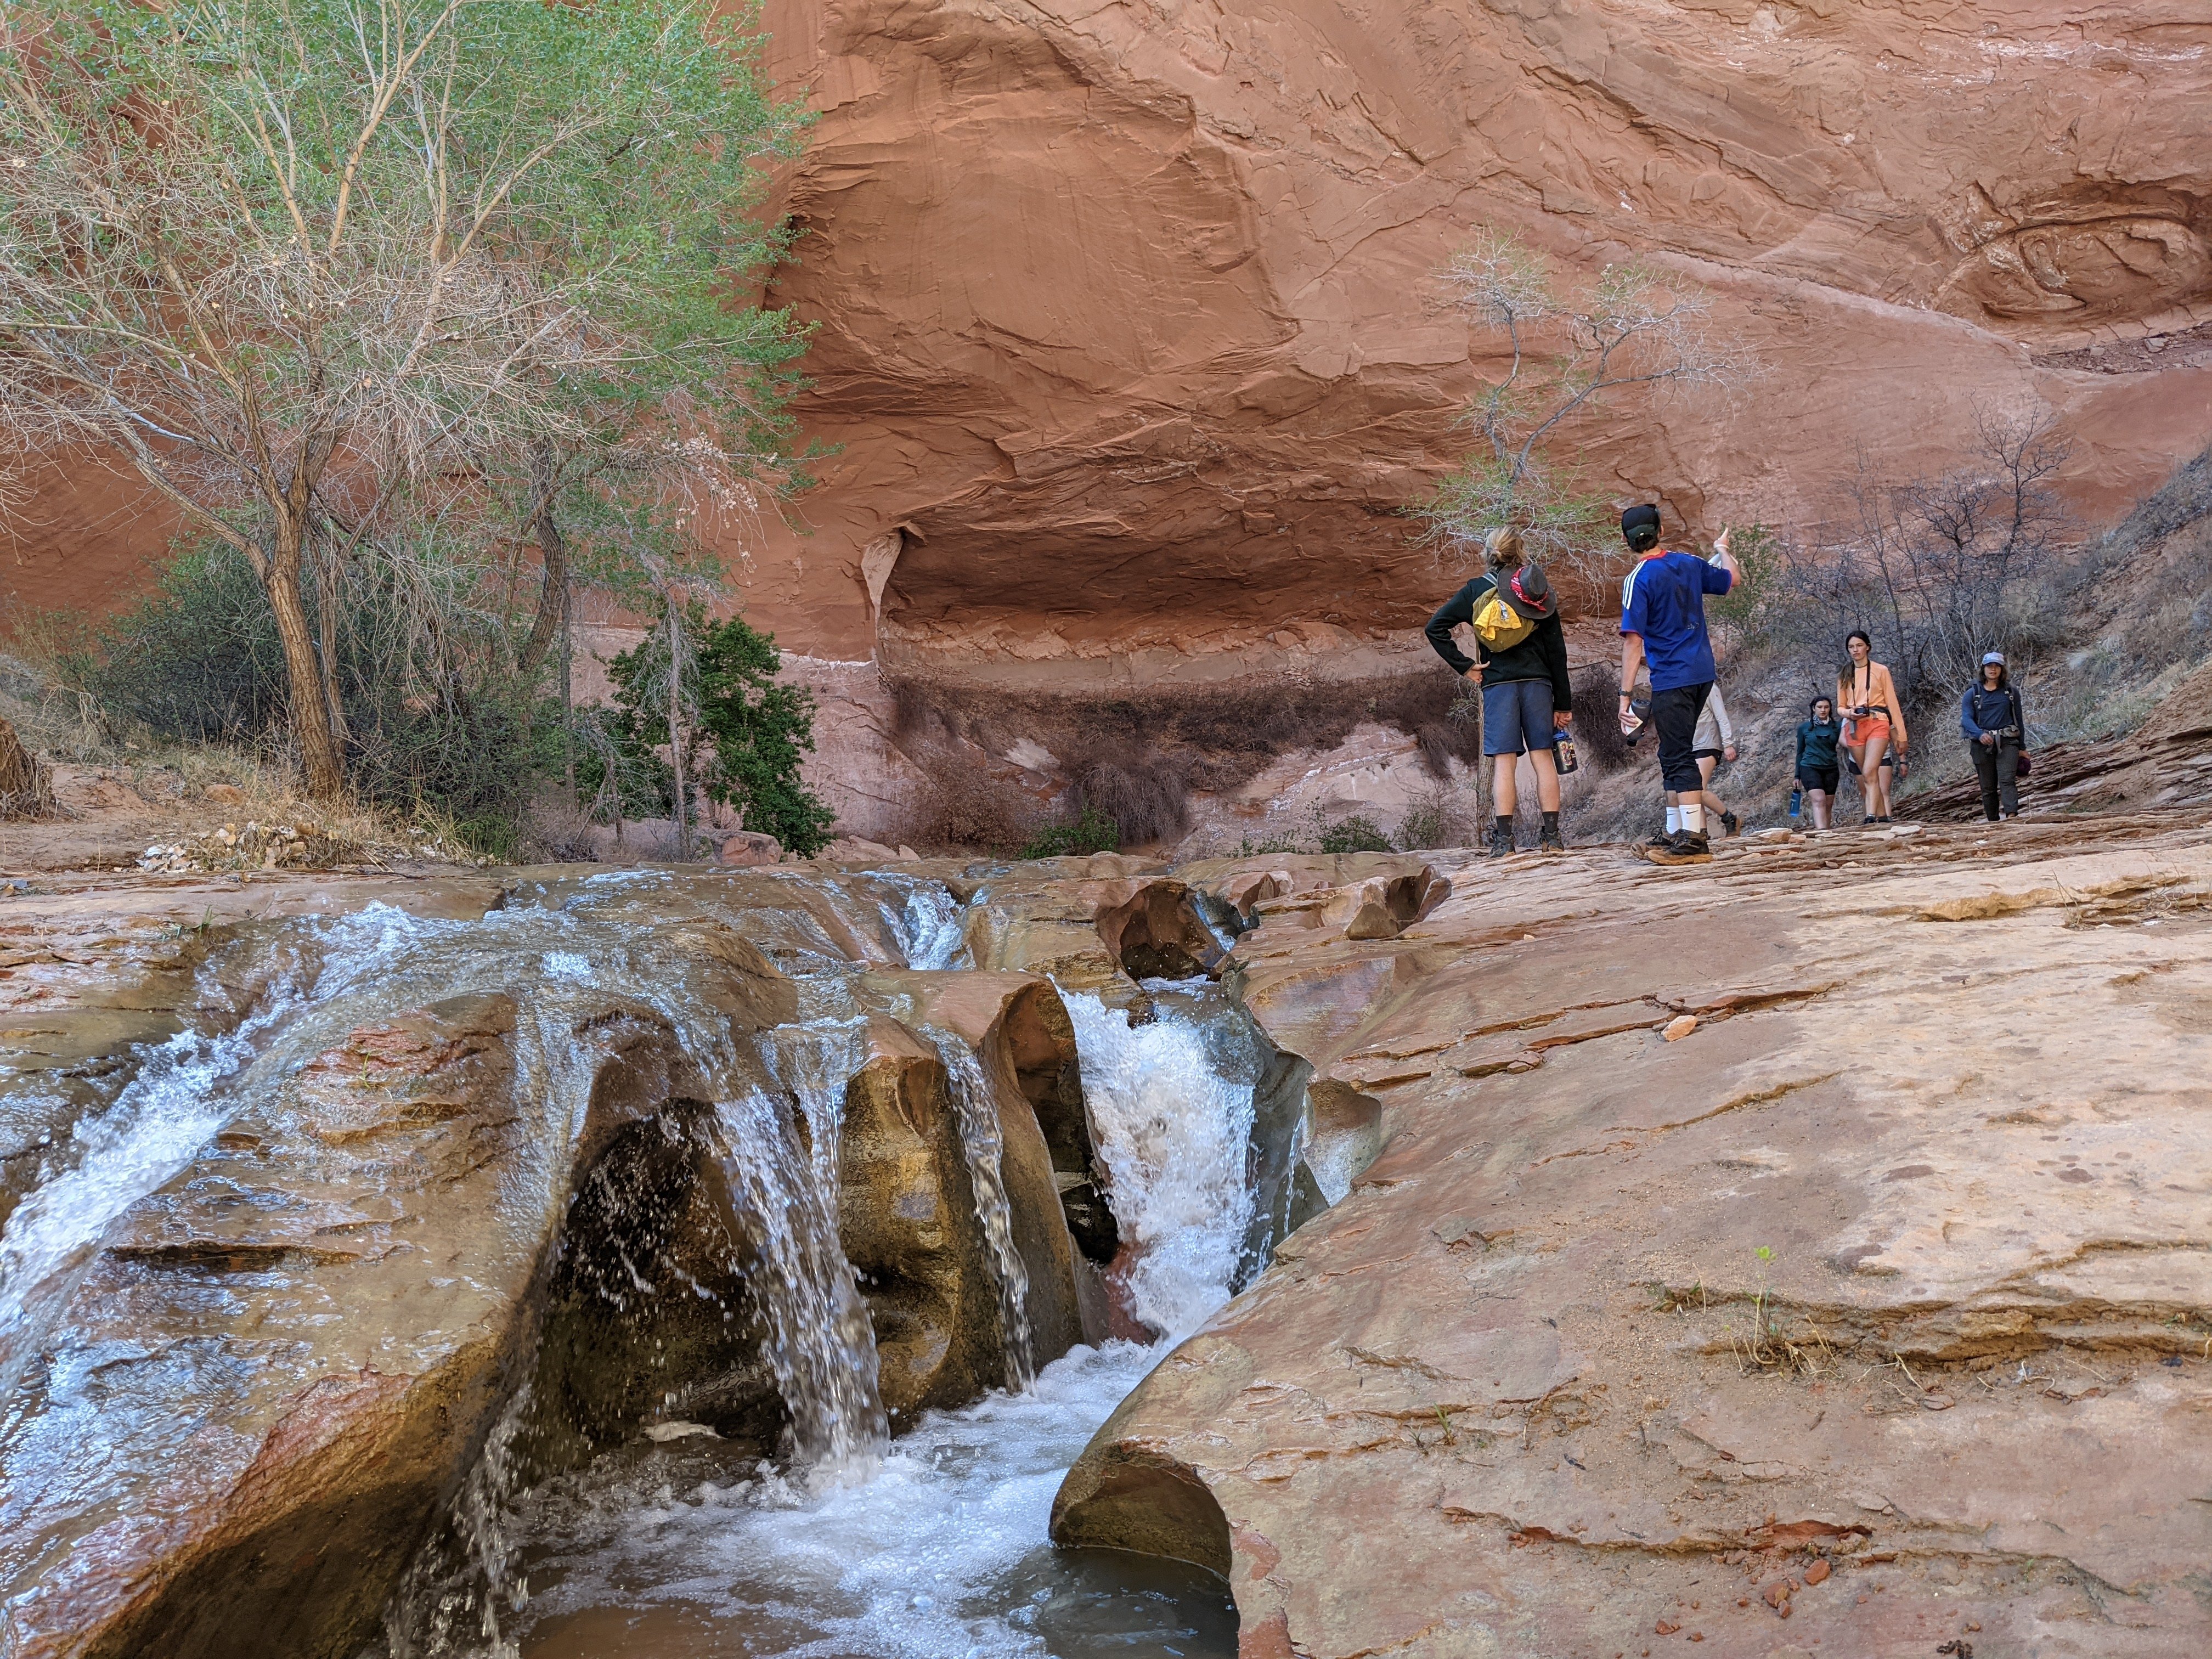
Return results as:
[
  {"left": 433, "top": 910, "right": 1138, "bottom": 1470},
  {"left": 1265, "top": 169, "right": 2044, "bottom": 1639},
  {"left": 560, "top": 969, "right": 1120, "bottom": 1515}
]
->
[
  {"left": 922, "top": 1025, "right": 1035, "bottom": 1391},
  {"left": 4, "top": 862, "right": 1306, "bottom": 1659},
  {"left": 473, "top": 954, "right": 1278, "bottom": 1659},
  {"left": 1057, "top": 987, "right": 1259, "bottom": 1340}
]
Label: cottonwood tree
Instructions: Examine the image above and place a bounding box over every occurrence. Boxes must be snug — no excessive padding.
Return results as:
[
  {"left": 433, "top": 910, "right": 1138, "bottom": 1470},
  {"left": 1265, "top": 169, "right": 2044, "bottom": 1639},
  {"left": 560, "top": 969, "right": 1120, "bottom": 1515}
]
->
[
  {"left": 0, "top": 0, "right": 807, "bottom": 800},
  {"left": 1415, "top": 229, "right": 1752, "bottom": 589}
]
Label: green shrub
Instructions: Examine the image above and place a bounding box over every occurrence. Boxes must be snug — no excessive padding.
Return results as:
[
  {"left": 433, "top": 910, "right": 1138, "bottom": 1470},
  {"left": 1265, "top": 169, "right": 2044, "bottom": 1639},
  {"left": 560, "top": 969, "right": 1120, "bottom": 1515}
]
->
[
  {"left": 69, "top": 539, "right": 550, "bottom": 850},
  {"left": 587, "top": 602, "right": 836, "bottom": 856},
  {"left": 1019, "top": 806, "right": 1120, "bottom": 860},
  {"left": 1318, "top": 814, "right": 1393, "bottom": 854}
]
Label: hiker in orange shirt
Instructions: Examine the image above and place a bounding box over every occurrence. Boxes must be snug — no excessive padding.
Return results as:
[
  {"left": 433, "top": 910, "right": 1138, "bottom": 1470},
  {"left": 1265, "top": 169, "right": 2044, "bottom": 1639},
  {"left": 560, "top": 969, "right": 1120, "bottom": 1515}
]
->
[{"left": 1837, "top": 630, "right": 1906, "bottom": 824}]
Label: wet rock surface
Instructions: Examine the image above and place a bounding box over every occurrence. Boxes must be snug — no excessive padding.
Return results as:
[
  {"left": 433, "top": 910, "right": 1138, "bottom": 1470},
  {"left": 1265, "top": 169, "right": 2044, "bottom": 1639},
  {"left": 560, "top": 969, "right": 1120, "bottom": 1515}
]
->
[{"left": 1057, "top": 813, "right": 2212, "bottom": 1656}]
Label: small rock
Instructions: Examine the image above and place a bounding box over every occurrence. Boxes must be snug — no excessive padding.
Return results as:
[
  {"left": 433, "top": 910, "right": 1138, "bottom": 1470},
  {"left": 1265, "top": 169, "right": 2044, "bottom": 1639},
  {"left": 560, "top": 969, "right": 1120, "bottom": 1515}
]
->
[
  {"left": 204, "top": 782, "right": 245, "bottom": 804},
  {"left": 1654, "top": 1621, "right": 1680, "bottom": 1635},
  {"left": 1764, "top": 1582, "right": 1792, "bottom": 1609},
  {"left": 719, "top": 831, "right": 785, "bottom": 868},
  {"left": 1804, "top": 1558, "right": 1831, "bottom": 1585},
  {"left": 1662, "top": 1014, "right": 1699, "bottom": 1042},
  {"left": 642, "top": 1420, "right": 720, "bottom": 1442}
]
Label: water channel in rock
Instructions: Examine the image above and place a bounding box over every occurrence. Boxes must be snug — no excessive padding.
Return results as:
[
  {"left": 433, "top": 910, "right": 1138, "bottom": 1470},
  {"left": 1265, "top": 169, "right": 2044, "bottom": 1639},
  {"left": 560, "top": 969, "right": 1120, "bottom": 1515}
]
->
[
  {"left": 0, "top": 863, "right": 1316, "bottom": 1657},
  {"left": 447, "top": 958, "right": 1277, "bottom": 1659}
]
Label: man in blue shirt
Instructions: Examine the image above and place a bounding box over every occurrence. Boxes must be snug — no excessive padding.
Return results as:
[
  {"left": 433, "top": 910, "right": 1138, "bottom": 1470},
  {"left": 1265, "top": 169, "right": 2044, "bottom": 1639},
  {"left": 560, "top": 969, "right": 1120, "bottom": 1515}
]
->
[{"left": 1616, "top": 504, "right": 1738, "bottom": 864}]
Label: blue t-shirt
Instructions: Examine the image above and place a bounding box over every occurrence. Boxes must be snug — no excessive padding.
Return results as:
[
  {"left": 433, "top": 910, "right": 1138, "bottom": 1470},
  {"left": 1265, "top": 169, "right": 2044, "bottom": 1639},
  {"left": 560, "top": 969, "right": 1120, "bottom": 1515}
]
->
[{"left": 1619, "top": 549, "right": 1733, "bottom": 692}]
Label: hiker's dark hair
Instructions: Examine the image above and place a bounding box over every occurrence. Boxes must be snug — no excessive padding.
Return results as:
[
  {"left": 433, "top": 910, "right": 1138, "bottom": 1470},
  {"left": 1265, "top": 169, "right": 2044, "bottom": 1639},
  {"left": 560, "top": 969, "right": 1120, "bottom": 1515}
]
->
[
  {"left": 1982, "top": 661, "right": 2010, "bottom": 691},
  {"left": 1837, "top": 629, "right": 1873, "bottom": 686},
  {"left": 1624, "top": 522, "right": 1660, "bottom": 553},
  {"left": 1809, "top": 695, "right": 1833, "bottom": 719}
]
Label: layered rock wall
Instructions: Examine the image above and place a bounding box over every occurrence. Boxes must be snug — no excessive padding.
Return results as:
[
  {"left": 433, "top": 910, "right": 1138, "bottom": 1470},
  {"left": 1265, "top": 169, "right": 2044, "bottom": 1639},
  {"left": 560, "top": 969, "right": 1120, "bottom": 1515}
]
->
[{"left": 736, "top": 0, "right": 2212, "bottom": 681}]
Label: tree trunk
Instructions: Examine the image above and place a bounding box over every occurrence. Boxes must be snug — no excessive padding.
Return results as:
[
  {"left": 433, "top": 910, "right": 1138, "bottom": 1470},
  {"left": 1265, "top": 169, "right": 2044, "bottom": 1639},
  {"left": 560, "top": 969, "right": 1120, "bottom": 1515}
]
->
[
  {"left": 0, "top": 713, "right": 53, "bottom": 818},
  {"left": 313, "top": 537, "right": 349, "bottom": 745},
  {"left": 517, "top": 443, "right": 568, "bottom": 681},
  {"left": 267, "top": 520, "right": 347, "bottom": 800},
  {"left": 560, "top": 573, "right": 576, "bottom": 808},
  {"left": 666, "top": 601, "right": 689, "bottom": 858}
]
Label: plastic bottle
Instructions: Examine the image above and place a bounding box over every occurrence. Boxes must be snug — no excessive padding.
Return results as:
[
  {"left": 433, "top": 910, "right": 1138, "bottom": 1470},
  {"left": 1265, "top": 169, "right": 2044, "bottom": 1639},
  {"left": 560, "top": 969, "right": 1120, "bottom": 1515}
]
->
[
  {"left": 1788, "top": 781, "right": 1803, "bottom": 821},
  {"left": 1554, "top": 734, "right": 1578, "bottom": 775}
]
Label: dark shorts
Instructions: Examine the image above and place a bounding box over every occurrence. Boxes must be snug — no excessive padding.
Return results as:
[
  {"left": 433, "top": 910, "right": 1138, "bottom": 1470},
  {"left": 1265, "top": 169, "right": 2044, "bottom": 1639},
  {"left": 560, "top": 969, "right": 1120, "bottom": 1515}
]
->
[
  {"left": 1797, "top": 766, "right": 1839, "bottom": 795},
  {"left": 1692, "top": 747, "right": 1724, "bottom": 765},
  {"left": 1650, "top": 682, "right": 1710, "bottom": 793},
  {"left": 1481, "top": 678, "right": 1558, "bottom": 757}
]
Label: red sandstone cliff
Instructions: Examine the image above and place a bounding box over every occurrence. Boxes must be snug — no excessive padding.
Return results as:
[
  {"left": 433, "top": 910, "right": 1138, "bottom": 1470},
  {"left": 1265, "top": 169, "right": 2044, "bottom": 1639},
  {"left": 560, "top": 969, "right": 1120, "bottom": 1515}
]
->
[{"left": 9, "top": 3, "right": 2210, "bottom": 701}]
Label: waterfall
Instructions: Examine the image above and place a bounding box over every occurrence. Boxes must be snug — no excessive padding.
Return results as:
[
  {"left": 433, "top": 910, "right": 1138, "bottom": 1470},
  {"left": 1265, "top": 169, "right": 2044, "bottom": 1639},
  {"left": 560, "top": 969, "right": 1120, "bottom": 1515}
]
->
[
  {"left": 1058, "top": 988, "right": 1260, "bottom": 1341},
  {"left": 878, "top": 876, "right": 971, "bottom": 971},
  {"left": 921, "top": 1026, "right": 1035, "bottom": 1391},
  {"left": 755, "top": 1018, "right": 888, "bottom": 1465}
]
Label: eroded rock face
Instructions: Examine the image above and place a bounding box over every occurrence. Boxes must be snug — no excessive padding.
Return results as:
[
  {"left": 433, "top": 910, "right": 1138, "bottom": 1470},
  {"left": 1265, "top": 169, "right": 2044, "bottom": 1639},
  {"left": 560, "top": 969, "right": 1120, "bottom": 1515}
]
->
[
  {"left": 715, "top": 0, "right": 2212, "bottom": 680},
  {"left": 1056, "top": 815, "right": 2212, "bottom": 1655},
  {"left": 13, "top": 5, "right": 2206, "bottom": 708}
]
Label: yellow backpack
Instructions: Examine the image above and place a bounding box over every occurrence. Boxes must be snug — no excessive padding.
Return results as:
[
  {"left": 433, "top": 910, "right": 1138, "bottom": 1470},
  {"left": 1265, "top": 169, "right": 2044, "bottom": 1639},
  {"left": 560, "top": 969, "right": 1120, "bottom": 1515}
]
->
[{"left": 1470, "top": 578, "right": 1538, "bottom": 651}]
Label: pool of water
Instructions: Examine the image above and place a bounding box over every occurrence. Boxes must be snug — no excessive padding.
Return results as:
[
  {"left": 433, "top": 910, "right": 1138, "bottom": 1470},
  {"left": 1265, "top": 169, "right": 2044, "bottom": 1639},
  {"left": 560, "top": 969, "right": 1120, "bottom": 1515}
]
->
[{"left": 505, "top": 1342, "right": 1234, "bottom": 1659}]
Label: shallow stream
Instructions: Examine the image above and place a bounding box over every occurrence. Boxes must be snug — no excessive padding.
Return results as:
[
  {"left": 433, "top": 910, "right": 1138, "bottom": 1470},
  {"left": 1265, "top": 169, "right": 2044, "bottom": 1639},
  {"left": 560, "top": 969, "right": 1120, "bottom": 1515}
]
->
[
  {"left": 468, "top": 974, "right": 1272, "bottom": 1659},
  {"left": 0, "top": 866, "right": 1300, "bottom": 1658}
]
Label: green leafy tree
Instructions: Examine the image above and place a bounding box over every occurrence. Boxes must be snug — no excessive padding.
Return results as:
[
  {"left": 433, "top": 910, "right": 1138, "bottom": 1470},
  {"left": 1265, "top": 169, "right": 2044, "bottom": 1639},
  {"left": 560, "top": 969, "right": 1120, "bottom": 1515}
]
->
[
  {"left": 0, "top": 0, "right": 809, "bottom": 799},
  {"left": 591, "top": 602, "right": 835, "bottom": 856},
  {"left": 1413, "top": 230, "right": 1751, "bottom": 591}
]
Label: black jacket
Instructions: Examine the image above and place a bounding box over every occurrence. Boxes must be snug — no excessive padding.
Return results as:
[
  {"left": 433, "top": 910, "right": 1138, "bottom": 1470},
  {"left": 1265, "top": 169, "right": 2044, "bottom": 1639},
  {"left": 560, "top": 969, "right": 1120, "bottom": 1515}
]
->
[{"left": 1425, "top": 577, "right": 1572, "bottom": 710}]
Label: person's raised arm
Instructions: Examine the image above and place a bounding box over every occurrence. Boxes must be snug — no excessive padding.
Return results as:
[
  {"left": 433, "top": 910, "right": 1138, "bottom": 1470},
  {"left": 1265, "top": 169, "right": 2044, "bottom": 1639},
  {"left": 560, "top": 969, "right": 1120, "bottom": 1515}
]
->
[{"left": 1705, "top": 526, "right": 1740, "bottom": 592}]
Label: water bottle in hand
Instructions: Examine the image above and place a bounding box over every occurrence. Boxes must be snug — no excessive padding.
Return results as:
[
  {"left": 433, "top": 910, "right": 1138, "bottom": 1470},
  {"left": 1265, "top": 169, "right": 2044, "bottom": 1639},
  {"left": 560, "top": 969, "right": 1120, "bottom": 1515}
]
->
[{"left": 1788, "top": 782, "right": 1803, "bottom": 821}]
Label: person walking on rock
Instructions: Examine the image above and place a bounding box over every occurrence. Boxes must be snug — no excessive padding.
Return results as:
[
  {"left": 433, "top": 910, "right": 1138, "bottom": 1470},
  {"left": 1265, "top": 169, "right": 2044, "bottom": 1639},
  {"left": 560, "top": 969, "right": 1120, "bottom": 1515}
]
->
[
  {"left": 1616, "top": 505, "right": 1737, "bottom": 865},
  {"left": 1962, "top": 651, "right": 2026, "bottom": 822},
  {"left": 1837, "top": 631, "right": 1905, "bottom": 823},
  {"left": 1689, "top": 679, "right": 1740, "bottom": 838},
  {"left": 1424, "top": 528, "right": 1574, "bottom": 856},
  {"left": 1794, "top": 696, "right": 1843, "bottom": 831}
]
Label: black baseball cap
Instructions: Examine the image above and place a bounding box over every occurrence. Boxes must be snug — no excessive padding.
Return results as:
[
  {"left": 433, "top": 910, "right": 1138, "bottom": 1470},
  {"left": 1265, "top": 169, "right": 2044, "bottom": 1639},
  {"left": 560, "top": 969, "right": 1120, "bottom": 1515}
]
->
[{"left": 1621, "top": 504, "right": 1662, "bottom": 541}]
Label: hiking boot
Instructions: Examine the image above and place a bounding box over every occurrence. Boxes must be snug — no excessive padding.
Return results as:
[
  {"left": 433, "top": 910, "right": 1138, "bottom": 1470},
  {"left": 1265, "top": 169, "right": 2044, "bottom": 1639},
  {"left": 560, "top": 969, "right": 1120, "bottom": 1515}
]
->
[
  {"left": 1538, "top": 824, "right": 1567, "bottom": 855},
  {"left": 1645, "top": 830, "right": 1712, "bottom": 866},
  {"left": 1719, "top": 810, "right": 1740, "bottom": 838},
  {"left": 1643, "top": 828, "right": 1674, "bottom": 851},
  {"left": 1485, "top": 823, "right": 1517, "bottom": 858}
]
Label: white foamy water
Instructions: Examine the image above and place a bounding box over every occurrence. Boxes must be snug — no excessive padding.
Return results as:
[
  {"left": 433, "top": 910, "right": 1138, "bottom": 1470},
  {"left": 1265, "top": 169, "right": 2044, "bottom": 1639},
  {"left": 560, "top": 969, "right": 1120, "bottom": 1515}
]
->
[
  {"left": 507, "top": 1340, "right": 1232, "bottom": 1659},
  {"left": 924, "top": 1025, "right": 1036, "bottom": 1391},
  {"left": 1058, "top": 990, "right": 1258, "bottom": 1341},
  {"left": 471, "top": 983, "right": 1268, "bottom": 1659}
]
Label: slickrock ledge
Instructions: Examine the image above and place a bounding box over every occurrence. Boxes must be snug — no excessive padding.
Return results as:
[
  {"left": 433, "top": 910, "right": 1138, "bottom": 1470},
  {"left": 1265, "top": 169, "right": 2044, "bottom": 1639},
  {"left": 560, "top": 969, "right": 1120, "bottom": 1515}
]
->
[{"left": 1056, "top": 814, "right": 2212, "bottom": 1657}]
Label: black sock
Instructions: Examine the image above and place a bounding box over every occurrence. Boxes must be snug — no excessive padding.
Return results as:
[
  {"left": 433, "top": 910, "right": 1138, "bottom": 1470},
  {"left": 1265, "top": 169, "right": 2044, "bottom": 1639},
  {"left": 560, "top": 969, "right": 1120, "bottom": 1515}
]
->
[
  {"left": 1542, "top": 810, "right": 1559, "bottom": 831},
  {"left": 1494, "top": 816, "right": 1513, "bottom": 837}
]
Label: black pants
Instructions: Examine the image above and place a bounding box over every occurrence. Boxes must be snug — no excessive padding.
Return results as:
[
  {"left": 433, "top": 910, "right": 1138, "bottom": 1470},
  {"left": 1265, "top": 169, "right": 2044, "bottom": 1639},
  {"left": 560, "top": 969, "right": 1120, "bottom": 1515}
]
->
[
  {"left": 1651, "top": 683, "right": 1711, "bottom": 794},
  {"left": 1972, "top": 736, "right": 2020, "bottom": 820}
]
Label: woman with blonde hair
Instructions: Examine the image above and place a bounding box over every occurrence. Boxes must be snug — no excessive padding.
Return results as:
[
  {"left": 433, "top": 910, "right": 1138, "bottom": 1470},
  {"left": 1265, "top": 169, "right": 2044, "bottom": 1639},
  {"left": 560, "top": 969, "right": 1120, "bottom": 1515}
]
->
[
  {"left": 1424, "top": 526, "right": 1574, "bottom": 855},
  {"left": 1837, "top": 630, "right": 1906, "bottom": 823}
]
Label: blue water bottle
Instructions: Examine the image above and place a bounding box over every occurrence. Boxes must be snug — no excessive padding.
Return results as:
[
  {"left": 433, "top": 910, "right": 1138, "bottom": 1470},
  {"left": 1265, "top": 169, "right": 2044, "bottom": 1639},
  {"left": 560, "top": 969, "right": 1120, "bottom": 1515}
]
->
[{"left": 1788, "top": 781, "right": 1803, "bottom": 821}]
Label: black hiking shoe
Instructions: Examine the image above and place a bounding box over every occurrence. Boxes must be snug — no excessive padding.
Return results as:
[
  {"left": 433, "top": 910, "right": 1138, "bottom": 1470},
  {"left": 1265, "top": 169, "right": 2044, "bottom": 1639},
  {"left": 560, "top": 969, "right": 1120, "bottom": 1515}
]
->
[
  {"left": 1646, "top": 831, "right": 1713, "bottom": 866},
  {"left": 1720, "top": 810, "right": 1740, "bottom": 838},
  {"left": 1485, "top": 823, "right": 1516, "bottom": 858},
  {"left": 1643, "top": 828, "right": 1674, "bottom": 851},
  {"left": 1538, "top": 824, "right": 1567, "bottom": 855}
]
